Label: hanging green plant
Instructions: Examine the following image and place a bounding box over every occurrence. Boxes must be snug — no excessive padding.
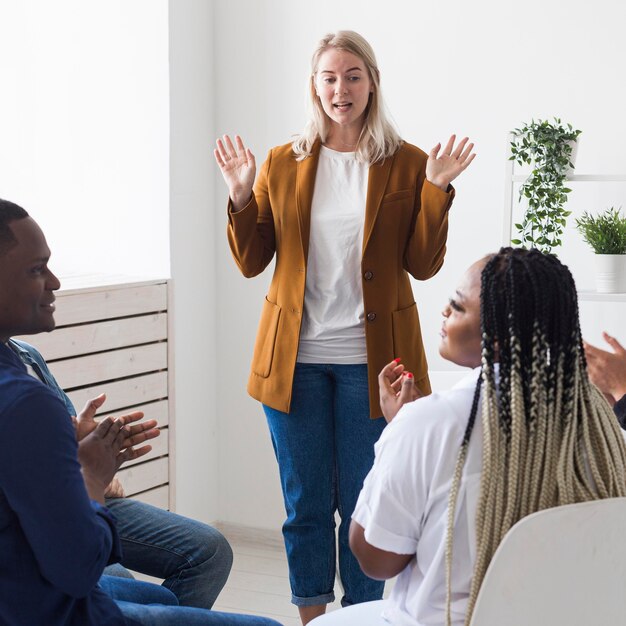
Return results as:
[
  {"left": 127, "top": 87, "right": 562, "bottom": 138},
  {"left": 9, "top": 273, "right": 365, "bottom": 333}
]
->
[{"left": 509, "top": 118, "right": 582, "bottom": 253}]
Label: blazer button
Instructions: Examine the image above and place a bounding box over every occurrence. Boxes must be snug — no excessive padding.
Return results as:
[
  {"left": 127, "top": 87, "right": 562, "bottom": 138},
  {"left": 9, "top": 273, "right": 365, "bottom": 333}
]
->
[
  {"left": 366, "top": 311, "right": 377, "bottom": 322},
  {"left": 364, "top": 270, "right": 374, "bottom": 281}
]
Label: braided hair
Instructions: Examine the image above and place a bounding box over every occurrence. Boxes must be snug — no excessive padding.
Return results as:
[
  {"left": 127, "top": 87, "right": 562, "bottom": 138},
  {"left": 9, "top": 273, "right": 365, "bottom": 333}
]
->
[{"left": 444, "top": 247, "right": 626, "bottom": 625}]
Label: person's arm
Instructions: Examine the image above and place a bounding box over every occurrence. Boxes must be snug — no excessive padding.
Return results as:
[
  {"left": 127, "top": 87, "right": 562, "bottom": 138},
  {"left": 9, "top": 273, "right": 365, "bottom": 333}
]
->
[
  {"left": 226, "top": 147, "right": 276, "bottom": 278},
  {"left": 349, "top": 521, "right": 412, "bottom": 580},
  {"left": 614, "top": 395, "right": 626, "bottom": 428},
  {"left": 404, "top": 136, "right": 475, "bottom": 280},
  {"left": 10, "top": 339, "right": 158, "bottom": 502},
  {"left": 9, "top": 339, "right": 77, "bottom": 415},
  {"left": 584, "top": 332, "right": 626, "bottom": 410},
  {"left": 0, "top": 389, "right": 123, "bottom": 597},
  {"left": 215, "top": 134, "right": 276, "bottom": 278},
  {"left": 350, "top": 404, "right": 437, "bottom": 580}
]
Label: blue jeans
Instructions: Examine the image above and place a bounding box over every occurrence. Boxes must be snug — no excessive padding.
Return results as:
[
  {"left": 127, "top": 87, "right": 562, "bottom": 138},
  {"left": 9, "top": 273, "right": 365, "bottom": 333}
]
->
[
  {"left": 116, "top": 602, "right": 283, "bottom": 626},
  {"left": 263, "top": 363, "right": 386, "bottom": 607},
  {"left": 101, "top": 576, "right": 283, "bottom": 625},
  {"left": 100, "top": 575, "right": 179, "bottom": 605},
  {"left": 103, "top": 498, "right": 233, "bottom": 609}
]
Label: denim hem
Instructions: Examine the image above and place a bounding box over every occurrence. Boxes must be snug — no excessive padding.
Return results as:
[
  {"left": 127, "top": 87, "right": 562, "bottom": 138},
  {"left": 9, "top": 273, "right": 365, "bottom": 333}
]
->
[{"left": 291, "top": 591, "right": 335, "bottom": 607}]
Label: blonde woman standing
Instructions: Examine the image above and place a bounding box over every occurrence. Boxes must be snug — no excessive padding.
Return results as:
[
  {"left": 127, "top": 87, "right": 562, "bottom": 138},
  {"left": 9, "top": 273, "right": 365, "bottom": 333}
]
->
[{"left": 215, "top": 31, "right": 475, "bottom": 625}]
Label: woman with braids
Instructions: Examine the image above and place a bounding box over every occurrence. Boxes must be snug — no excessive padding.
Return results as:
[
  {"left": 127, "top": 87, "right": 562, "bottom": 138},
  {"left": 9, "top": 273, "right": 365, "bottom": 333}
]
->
[{"left": 349, "top": 247, "right": 626, "bottom": 626}]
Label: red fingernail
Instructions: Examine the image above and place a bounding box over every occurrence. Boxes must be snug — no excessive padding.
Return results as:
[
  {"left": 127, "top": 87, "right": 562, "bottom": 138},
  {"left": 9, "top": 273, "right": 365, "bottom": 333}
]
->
[
  {"left": 407, "top": 372, "right": 413, "bottom": 379},
  {"left": 394, "top": 357, "right": 401, "bottom": 363}
]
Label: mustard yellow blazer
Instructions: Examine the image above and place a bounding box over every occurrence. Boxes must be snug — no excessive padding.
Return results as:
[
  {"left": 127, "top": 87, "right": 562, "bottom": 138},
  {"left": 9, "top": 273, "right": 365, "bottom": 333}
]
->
[{"left": 227, "top": 140, "right": 454, "bottom": 418}]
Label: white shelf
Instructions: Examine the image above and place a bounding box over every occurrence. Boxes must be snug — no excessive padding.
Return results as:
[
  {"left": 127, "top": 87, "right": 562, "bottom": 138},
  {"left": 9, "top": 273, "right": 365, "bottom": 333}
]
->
[
  {"left": 510, "top": 174, "right": 626, "bottom": 183},
  {"left": 578, "top": 291, "right": 626, "bottom": 302},
  {"left": 503, "top": 133, "right": 626, "bottom": 248},
  {"left": 504, "top": 139, "right": 626, "bottom": 307}
]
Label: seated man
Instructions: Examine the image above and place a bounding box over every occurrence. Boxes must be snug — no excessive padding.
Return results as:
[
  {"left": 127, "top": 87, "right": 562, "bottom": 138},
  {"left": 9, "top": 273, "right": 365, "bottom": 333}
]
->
[
  {"left": 0, "top": 199, "right": 281, "bottom": 625},
  {"left": 584, "top": 331, "right": 626, "bottom": 427},
  {"left": 8, "top": 336, "right": 234, "bottom": 609}
]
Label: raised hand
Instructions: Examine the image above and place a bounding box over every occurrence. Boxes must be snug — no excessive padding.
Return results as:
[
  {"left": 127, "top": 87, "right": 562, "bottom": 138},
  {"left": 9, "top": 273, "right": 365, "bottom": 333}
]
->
[
  {"left": 426, "top": 135, "right": 476, "bottom": 191},
  {"left": 584, "top": 332, "right": 626, "bottom": 404},
  {"left": 214, "top": 134, "right": 256, "bottom": 211}
]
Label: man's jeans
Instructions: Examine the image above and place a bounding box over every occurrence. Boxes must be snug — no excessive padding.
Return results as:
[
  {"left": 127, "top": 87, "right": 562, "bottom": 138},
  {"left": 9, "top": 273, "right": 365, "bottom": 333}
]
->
[
  {"left": 101, "top": 575, "right": 283, "bottom": 625},
  {"left": 103, "top": 498, "right": 233, "bottom": 609},
  {"left": 263, "top": 363, "right": 386, "bottom": 608}
]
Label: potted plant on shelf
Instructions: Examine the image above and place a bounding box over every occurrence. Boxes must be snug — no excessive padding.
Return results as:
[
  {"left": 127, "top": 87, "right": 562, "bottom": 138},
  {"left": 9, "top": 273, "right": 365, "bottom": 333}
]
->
[
  {"left": 575, "top": 206, "right": 626, "bottom": 293},
  {"left": 509, "top": 118, "right": 582, "bottom": 254}
]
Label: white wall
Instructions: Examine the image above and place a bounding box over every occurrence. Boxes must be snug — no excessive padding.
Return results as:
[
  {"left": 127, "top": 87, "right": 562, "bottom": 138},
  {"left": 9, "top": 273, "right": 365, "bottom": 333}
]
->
[
  {"left": 169, "top": 0, "right": 219, "bottom": 522},
  {"left": 3, "top": 1, "right": 625, "bottom": 531},
  {"left": 212, "top": 0, "right": 626, "bottom": 528},
  {"left": 0, "top": 0, "right": 170, "bottom": 278}
]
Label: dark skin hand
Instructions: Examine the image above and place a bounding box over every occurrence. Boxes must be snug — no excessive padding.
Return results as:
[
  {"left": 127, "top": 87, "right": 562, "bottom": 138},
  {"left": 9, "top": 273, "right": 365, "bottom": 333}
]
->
[
  {"left": 78, "top": 415, "right": 157, "bottom": 504},
  {"left": 72, "top": 393, "right": 160, "bottom": 448},
  {"left": 72, "top": 393, "right": 160, "bottom": 497},
  {"left": 584, "top": 332, "right": 626, "bottom": 406},
  {"left": 378, "top": 358, "right": 422, "bottom": 423}
]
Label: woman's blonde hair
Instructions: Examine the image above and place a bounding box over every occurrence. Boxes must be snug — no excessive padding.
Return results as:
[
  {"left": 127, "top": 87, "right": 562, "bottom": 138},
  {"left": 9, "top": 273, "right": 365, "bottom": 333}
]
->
[
  {"left": 445, "top": 248, "right": 626, "bottom": 625},
  {"left": 292, "top": 31, "right": 402, "bottom": 164}
]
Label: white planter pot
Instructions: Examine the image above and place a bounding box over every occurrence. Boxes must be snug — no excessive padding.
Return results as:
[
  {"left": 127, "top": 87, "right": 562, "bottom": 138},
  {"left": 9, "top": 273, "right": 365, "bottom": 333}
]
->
[
  {"left": 566, "top": 137, "right": 579, "bottom": 175},
  {"left": 594, "top": 254, "right": 626, "bottom": 293}
]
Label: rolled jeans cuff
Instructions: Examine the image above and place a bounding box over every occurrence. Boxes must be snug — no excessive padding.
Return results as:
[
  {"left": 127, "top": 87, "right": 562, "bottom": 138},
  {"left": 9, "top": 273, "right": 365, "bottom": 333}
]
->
[{"left": 292, "top": 591, "right": 335, "bottom": 607}]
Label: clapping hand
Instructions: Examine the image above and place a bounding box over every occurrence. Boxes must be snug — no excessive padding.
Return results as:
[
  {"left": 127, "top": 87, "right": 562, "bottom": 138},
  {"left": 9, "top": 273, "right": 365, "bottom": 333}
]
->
[
  {"left": 74, "top": 393, "right": 159, "bottom": 451},
  {"left": 584, "top": 332, "right": 626, "bottom": 405},
  {"left": 214, "top": 134, "right": 256, "bottom": 211},
  {"left": 75, "top": 394, "right": 160, "bottom": 502},
  {"left": 426, "top": 135, "right": 476, "bottom": 191},
  {"left": 78, "top": 417, "right": 153, "bottom": 504}
]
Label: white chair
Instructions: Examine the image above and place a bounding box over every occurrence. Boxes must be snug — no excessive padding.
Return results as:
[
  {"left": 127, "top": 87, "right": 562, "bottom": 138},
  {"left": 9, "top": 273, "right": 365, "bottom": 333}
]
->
[
  {"left": 311, "top": 498, "right": 626, "bottom": 626},
  {"left": 469, "top": 497, "right": 626, "bottom": 625}
]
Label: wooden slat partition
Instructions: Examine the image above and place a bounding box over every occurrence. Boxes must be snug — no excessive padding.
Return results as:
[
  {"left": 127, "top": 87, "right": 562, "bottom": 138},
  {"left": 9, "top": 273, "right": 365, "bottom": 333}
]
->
[
  {"left": 132, "top": 485, "right": 169, "bottom": 509},
  {"left": 29, "top": 313, "right": 168, "bottom": 360},
  {"left": 67, "top": 373, "right": 168, "bottom": 414},
  {"left": 53, "top": 283, "right": 167, "bottom": 326},
  {"left": 50, "top": 343, "right": 168, "bottom": 389},
  {"left": 16, "top": 278, "right": 174, "bottom": 511},
  {"left": 118, "top": 457, "right": 169, "bottom": 496}
]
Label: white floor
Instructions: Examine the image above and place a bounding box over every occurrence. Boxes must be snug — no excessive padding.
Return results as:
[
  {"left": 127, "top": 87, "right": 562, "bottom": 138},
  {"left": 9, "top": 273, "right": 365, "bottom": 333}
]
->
[{"left": 211, "top": 524, "right": 394, "bottom": 626}]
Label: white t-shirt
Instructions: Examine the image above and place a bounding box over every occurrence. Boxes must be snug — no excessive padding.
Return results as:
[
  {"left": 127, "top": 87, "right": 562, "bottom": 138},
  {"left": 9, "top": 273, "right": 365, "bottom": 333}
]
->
[
  {"left": 297, "top": 146, "right": 369, "bottom": 364},
  {"left": 352, "top": 368, "right": 484, "bottom": 626}
]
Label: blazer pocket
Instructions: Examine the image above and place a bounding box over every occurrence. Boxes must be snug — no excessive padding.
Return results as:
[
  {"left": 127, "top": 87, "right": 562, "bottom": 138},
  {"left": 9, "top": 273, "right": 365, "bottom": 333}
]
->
[
  {"left": 251, "top": 297, "right": 281, "bottom": 378},
  {"left": 382, "top": 188, "right": 414, "bottom": 204},
  {"left": 391, "top": 302, "right": 427, "bottom": 379}
]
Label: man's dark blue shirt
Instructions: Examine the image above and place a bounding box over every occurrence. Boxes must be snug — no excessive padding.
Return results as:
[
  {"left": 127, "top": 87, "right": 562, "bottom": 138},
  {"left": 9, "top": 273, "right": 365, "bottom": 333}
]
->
[{"left": 0, "top": 341, "right": 126, "bottom": 625}]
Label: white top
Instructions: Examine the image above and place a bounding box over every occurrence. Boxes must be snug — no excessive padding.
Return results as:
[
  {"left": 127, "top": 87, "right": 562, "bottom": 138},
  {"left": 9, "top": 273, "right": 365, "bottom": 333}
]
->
[
  {"left": 352, "top": 368, "right": 484, "bottom": 626},
  {"left": 297, "top": 146, "right": 369, "bottom": 364}
]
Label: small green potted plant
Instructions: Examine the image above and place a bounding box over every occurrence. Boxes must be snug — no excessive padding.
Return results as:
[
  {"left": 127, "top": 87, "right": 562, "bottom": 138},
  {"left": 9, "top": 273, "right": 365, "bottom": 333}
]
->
[
  {"left": 575, "top": 206, "right": 626, "bottom": 293},
  {"left": 510, "top": 118, "right": 582, "bottom": 253}
]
